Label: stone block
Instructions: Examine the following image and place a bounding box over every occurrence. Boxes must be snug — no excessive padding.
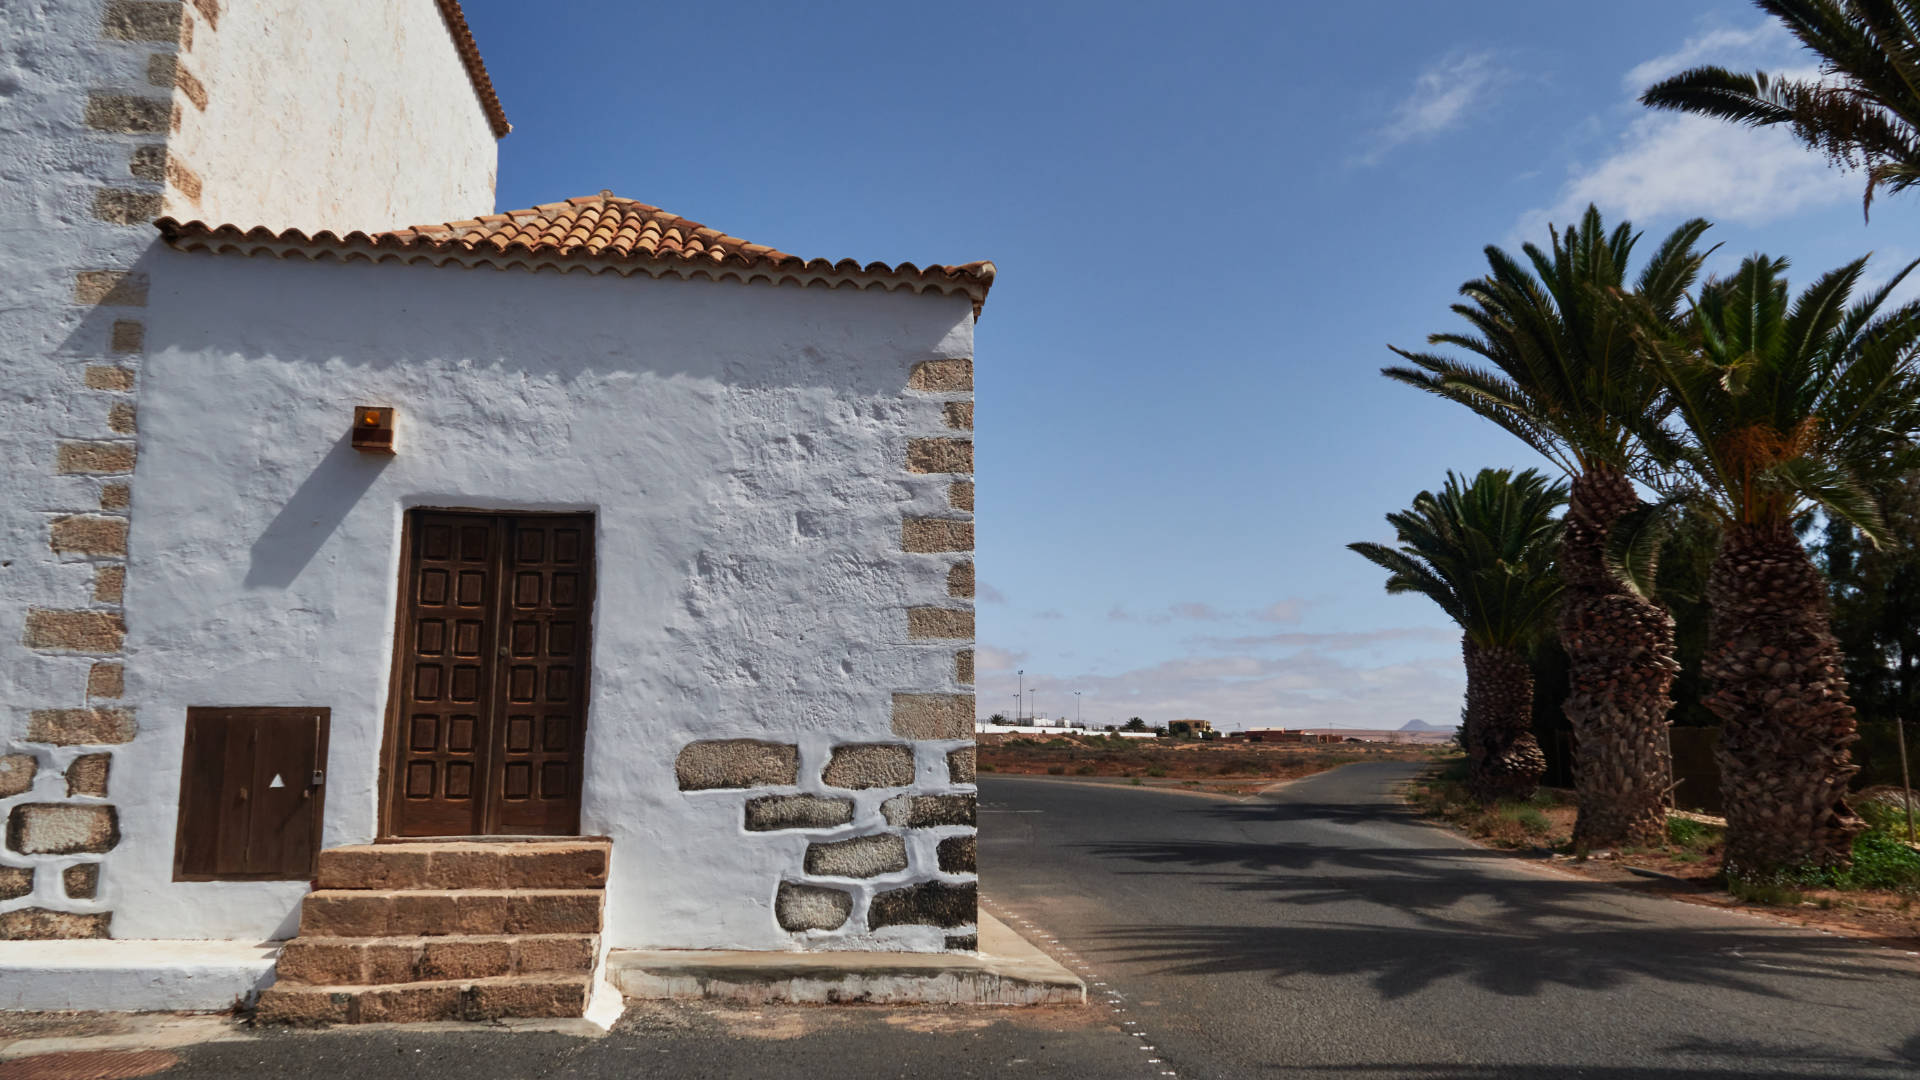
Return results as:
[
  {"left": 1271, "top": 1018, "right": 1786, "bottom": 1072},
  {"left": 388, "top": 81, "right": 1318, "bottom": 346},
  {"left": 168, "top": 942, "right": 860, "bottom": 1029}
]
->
[
  {"left": 28, "top": 707, "right": 136, "bottom": 745},
  {"left": 147, "top": 52, "right": 177, "bottom": 88},
  {"left": 948, "top": 481, "right": 974, "bottom": 511},
  {"left": 937, "top": 835, "right": 977, "bottom": 873},
  {"left": 175, "top": 65, "right": 208, "bottom": 109},
  {"left": 881, "top": 794, "right": 976, "bottom": 828},
  {"left": 355, "top": 983, "right": 466, "bottom": 1024},
  {"left": 56, "top": 442, "right": 136, "bottom": 475},
  {"left": 955, "top": 650, "right": 974, "bottom": 686},
  {"left": 744, "top": 794, "right": 854, "bottom": 831},
  {"left": 64, "top": 863, "right": 99, "bottom": 899},
  {"left": 129, "top": 145, "right": 167, "bottom": 182},
  {"left": 0, "top": 908, "right": 111, "bottom": 940},
  {"left": 675, "top": 740, "right": 798, "bottom": 790},
  {"left": 100, "top": 484, "right": 132, "bottom": 510},
  {"left": 109, "top": 321, "right": 145, "bottom": 354},
  {"left": 867, "top": 880, "right": 976, "bottom": 930},
  {"left": 275, "top": 940, "right": 367, "bottom": 986},
  {"left": 66, "top": 754, "right": 110, "bottom": 797},
  {"left": 908, "top": 359, "right": 972, "bottom": 392},
  {"left": 0, "top": 754, "right": 36, "bottom": 798},
  {"left": 947, "top": 562, "right": 974, "bottom": 598},
  {"left": 891, "top": 693, "right": 972, "bottom": 739},
  {"left": 92, "top": 188, "right": 163, "bottom": 225},
  {"left": 167, "top": 154, "right": 202, "bottom": 200},
  {"left": 51, "top": 515, "right": 128, "bottom": 555},
  {"left": 94, "top": 565, "right": 126, "bottom": 603},
  {"left": 0, "top": 866, "right": 31, "bottom": 900},
  {"left": 467, "top": 977, "right": 590, "bottom": 1020},
  {"left": 108, "top": 402, "right": 137, "bottom": 434},
  {"left": 821, "top": 744, "right": 915, "bottom": 789},
  {"left": 25, "top": 609, "right": 127, "bottom": 652},
  {"left": 73, "top": 270, "right": 149, "bottom": 305},
  {"left": 88, "top": 662, "right": 125, "bottom": 698},
  {"left": 420, "top": 938, "right": 512, "bottom": 980},
  {"left": 902, "top": 517, "right": 972, "bottom": 553},
  {"left": 102, "top": 1, "right": 182, "bottom": 41},
  {"left": 804, "top": 834, "right": 908, "bottom": 878},
  {"left": 514, "top": 935, "right": 597, "bottom": 975},
  {"left": 8, "top": 803, "right": 120, "bottom": 855},
  {"left": 907, "top": 438, "right": 973, "bottom": 474},
  {"left": 775, "top": 882, "right": 851, "bottom": 932},
  {"left": 86, "top": 365, "right": 136, "bottom": 390},
  {"left": 944, "top": 401, "right": 974, "bottom": 430},
  {"left": 945, "top": 933, "right": 978, "bottom": 952},
  {"left": 947, "top": 746, "right": 976, "bottom": 784},
  {"left": 908, "top": 607, "right": 973, "bottom": 639},
  {"left": 190, "top": 0, "right": 220, "bottom": 29}
]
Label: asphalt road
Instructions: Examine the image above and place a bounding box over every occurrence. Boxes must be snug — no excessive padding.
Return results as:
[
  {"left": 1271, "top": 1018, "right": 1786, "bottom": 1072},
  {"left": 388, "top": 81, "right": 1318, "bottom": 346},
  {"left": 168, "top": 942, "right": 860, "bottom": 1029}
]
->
[
  {"left": 980, "top": 762, "right": 1920, "bottom": 1079},
  {"left": 23, "top": 761, "right": 1920, "bottom": 1079}
]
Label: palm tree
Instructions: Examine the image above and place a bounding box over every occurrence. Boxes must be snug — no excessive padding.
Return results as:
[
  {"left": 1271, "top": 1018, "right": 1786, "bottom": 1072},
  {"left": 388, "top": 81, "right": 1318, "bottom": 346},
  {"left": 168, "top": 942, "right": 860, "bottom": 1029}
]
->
[
  {"left": 1632, "top": 252, "right": 1920, "bottom": 875},
  {"left": 1640, "top": 0, "right": 1920, "bottom": 218},
  {"left": 1350, "top": 469, "right": 1568, "bottom": 801},
  {"left": 1384, "top": 208, "right": 1712, "bottom": 849}
]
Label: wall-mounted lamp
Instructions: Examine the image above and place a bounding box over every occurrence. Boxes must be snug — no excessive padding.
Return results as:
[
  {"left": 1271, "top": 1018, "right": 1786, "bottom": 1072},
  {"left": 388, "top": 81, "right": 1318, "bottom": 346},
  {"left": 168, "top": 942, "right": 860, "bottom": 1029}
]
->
[{"left": 351, "top": 406, "right": 395, "bottom": 454}]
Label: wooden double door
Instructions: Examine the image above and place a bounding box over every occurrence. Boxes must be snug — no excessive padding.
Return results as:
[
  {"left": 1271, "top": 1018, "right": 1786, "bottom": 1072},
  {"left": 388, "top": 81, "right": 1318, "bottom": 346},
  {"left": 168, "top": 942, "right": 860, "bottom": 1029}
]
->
[{"left": 383, "top": 510, "right": 596, "bottom": 837}]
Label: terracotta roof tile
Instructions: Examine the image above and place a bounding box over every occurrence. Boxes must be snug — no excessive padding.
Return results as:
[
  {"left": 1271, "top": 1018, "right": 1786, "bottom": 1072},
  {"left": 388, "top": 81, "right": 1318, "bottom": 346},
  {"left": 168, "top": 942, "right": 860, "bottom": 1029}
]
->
[
  {"left": 154, "top": 192, "right": 996, "bottom": 314},
  {"left": 433, "top": 0, "right": 510, "bottom": 138}
]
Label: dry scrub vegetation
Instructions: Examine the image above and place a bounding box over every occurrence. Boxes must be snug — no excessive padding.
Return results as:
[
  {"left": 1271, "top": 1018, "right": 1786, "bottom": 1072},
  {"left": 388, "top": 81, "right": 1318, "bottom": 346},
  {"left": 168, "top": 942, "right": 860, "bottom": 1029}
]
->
[
  {"left": 1408, "top": 758, "right": 1920, "bottom": 949},
  {"left": 979, "top": 734, "right": 1439, "bottom": 796}
]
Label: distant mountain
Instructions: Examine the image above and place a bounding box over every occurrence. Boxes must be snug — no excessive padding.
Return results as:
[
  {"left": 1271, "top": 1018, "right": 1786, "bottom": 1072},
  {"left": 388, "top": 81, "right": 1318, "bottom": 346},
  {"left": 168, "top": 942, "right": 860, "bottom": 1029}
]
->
[{"left": 1399, "top": 718, "right": 1454, "bottom": 732}]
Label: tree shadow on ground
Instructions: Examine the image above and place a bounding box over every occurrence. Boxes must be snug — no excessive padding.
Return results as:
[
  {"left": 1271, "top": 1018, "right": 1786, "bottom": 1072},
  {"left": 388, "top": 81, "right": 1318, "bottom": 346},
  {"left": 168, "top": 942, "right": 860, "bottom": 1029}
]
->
[{"left": 1075, "top": 797, "right": 1909, "bottom": 1002}]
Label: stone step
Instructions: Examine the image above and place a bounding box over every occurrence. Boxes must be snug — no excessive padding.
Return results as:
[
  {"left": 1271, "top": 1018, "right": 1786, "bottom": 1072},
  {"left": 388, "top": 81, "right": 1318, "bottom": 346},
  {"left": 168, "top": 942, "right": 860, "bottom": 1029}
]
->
[
  {"left": 255, "top": 973, "right": 591, "bottom": 1025},
  {"left": 316, "top": 840, "right": 610, "bottom": 891},
  {"left": 298, "top": 889, "right": 603, "bottom": 938},
  {"left": 276, "top": 934, "right": 597, "bottom": 986}
]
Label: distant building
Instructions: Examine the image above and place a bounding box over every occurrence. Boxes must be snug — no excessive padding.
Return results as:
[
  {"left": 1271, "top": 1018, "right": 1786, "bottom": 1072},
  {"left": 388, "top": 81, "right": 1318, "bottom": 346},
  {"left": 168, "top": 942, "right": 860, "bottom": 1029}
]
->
[
  {"left": 1166, "top": 719, "right": 1214, "bottom": 739},
  {"left": 1227, "top": 728, "right": 1341, "bottom": 744}
]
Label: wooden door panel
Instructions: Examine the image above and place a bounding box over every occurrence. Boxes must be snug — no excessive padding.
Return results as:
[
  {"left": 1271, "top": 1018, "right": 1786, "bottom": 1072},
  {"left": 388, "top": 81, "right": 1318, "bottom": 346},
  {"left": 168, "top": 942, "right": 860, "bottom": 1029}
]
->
[
  {"left": 386, "top": 510, "right": 592, "bottom": 837},
  {"left": 490, "top": 515, "right": 593, "bottom": 834},
  {"left": 389, "top": 512, "right": 501, "bottom": 837},
  {"left": 174, "top": 708, "right": 329, "bottom": 880}
]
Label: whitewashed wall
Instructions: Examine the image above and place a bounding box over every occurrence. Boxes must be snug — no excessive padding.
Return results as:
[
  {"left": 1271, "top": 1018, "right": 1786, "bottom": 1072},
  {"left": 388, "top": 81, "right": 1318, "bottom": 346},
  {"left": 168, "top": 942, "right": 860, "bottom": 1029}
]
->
[
  {"left": 1, "top": 1, "right": 184, "bottom": 939},
  {"left": 166, "top": 0, "right": 497, "bottom": 232},
  {"left": 120, "top": 254, "right": 976, "bottom": 950}
]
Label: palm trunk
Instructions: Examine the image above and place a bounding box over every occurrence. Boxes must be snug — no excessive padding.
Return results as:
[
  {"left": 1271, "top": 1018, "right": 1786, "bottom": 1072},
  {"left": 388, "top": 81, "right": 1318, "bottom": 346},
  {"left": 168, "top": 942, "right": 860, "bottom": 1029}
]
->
[
  {"left": 1705, "top": 520, "right": 1862, "bottom": 876},
  {"left": 1463, "top": 637, "right": 1546, "bottom": 802},
  {"left": 1558, "top": 466, "right": 1679, "bottom": 850}
]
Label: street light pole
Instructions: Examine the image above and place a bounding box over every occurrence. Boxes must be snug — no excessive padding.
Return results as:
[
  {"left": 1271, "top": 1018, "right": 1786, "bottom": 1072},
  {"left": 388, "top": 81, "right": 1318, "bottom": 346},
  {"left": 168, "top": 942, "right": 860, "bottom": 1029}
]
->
[
  {"left": 1017, "top": 670, "right": 1024, "bottom": 723},
  {"left": 1075, "top": 691, "right": 1082, "bottom": 728}
]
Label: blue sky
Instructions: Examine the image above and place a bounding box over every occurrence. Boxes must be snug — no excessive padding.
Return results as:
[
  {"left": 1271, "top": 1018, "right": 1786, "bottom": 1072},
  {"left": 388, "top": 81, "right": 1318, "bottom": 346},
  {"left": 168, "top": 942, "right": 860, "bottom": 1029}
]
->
[{"left": 461, "top": 1, "right": 1920, "bottom": 731}]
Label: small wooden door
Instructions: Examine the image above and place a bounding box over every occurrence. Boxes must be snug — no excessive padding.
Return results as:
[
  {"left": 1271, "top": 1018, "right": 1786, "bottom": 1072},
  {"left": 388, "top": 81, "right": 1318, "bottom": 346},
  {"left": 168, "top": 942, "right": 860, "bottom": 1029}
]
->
[
  {"left": 384, "top": 510, "right": 594, "bottom": 837},
  {"left": 173, "top": 707, "right": 330, "bottom": 880}
]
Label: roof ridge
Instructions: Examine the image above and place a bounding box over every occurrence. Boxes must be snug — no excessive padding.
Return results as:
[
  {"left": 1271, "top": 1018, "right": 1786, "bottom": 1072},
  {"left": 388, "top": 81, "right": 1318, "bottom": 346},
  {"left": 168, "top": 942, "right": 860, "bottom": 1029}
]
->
[{"left": 154, "top": 215, "right": 997, "bottom": 316}]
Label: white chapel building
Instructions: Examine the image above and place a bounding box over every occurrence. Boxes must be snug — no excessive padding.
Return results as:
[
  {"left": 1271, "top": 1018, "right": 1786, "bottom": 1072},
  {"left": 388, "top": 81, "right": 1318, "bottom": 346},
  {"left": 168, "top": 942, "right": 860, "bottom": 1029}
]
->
[{"left": 1, "top": 1, "right": 987, "bottom": 1020}]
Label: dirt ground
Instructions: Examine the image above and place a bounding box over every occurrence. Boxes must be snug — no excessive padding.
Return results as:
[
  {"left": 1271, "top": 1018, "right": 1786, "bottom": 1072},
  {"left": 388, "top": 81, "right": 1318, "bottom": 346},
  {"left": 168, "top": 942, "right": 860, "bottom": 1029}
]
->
[
  {"left": 979, "top": 733, "right": 1442, "bottom": 795},
  {"left": 1404, "top": 764, "right": 1920, "bottom": 953}
]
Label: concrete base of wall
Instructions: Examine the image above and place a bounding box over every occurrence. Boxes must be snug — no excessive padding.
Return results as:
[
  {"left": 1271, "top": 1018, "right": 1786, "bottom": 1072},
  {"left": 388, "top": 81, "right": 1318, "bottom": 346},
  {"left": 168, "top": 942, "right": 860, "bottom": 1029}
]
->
[
  {"left": 0, "top": 940, "right": 280, "bottom": 1012},
  {"left": 606, "top": 913, "right": 1084, "bottom": 1006}
]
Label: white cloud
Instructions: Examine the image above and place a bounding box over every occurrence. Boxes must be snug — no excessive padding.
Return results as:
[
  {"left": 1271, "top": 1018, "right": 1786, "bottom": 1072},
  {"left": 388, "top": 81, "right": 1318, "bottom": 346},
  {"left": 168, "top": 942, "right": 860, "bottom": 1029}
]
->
[
  {"left": 1256, "top": 598, "right": 1306, "bottom": 624},
  {"left": 1620, "top": 21, "right": 1793, "bottom": 92},
  {"left": 1516, "top": 111, "right": 1854, "bottom": 241},
  {"left": 1517, "top": 17, "right": 1846, "bottom": 242},
  {"left": 1358, "top": 50, "right": 1504, "bottom": 166},
  {"left": 976, "top": 581, "right": 1008, "bottom": 605},
  {"left": 974, "top": 645, "right": 1026, "bottom": 674}
]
